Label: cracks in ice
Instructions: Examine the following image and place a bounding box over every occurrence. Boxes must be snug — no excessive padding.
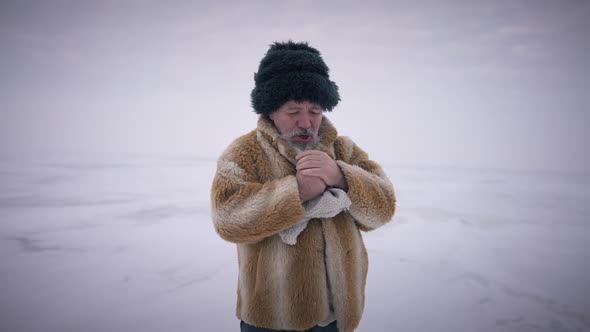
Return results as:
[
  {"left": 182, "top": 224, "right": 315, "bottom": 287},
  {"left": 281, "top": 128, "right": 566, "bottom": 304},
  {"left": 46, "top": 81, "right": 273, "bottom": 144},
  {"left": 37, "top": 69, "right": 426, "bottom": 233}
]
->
[
  {"left": 6, "top": 236, "right": 86, "bottom": 254},
  {"left": 122, "top": 203, "right": 211, "bottom": 225},
  {"left": 0, "top": 195, "right": 136, "bottom": 208},
  {"left": 449, "top": 271, "right": 590, "bottom": 330}
]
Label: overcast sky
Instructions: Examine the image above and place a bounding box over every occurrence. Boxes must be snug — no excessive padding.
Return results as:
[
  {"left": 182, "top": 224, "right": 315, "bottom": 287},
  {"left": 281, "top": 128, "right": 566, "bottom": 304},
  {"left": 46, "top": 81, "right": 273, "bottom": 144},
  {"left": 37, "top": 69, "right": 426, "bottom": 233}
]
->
[{"left": 1, "top": 0, "right": 589, "bottom": 172}]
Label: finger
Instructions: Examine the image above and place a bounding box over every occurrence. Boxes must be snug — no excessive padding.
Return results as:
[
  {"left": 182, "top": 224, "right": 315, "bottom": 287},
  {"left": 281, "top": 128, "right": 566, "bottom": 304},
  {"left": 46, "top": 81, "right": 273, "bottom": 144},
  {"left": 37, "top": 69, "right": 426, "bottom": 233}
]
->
[
  {"left": 296, "top": 150, "right": 320, "bottom": 159},
  {"left": 296, "top": 150, "right": 326, "bottom": 160},
  {"left": 298, "top": 174, "right": 328, "bottom": 186},
  {"left": 296, "top": 155, "right": 326, "bottom": 166},
  {"left": 296, "top": 160, "right": 325, "bottom": 170},
  {"left": 300, "top": 168, "right": 327, "bottom": 180},
  {"left": 299, "top": 178, "right": 323, "bottom": 188},
  {"left": 297, "top": 169, "right": 321, "bottom": 178}
]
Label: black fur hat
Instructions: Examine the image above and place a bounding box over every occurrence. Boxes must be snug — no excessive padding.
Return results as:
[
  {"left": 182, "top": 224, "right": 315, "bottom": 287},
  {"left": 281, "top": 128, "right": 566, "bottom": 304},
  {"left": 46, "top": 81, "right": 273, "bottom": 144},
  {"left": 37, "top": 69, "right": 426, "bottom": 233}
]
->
[{"left": 251, "top": 41, "right": 340, "bottom": 116}]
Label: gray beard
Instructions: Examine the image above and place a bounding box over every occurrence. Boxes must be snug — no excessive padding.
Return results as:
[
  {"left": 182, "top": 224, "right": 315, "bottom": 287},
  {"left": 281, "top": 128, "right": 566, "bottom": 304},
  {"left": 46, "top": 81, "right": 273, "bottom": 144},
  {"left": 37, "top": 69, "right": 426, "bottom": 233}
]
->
[{"left": 282, "top": 135, "right": 320, "bottom": 153}]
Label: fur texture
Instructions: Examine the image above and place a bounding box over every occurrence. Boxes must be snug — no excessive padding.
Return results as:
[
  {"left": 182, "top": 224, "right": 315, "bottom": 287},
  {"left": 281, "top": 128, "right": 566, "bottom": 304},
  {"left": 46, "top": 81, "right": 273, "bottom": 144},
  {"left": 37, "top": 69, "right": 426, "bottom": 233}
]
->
[
  {"left": 211, "top": 116, "right": 396, "bottom": 332},
  {"left": 250, "top": 41, "right": 340, "bottom": 116}
]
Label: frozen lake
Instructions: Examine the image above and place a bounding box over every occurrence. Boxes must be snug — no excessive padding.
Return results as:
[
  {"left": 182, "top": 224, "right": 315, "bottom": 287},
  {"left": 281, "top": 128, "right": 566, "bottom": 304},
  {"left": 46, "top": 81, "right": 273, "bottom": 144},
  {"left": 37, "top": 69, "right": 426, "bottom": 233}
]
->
[{"left": 1, "top": 152, "right": 589, "bottom": 332}]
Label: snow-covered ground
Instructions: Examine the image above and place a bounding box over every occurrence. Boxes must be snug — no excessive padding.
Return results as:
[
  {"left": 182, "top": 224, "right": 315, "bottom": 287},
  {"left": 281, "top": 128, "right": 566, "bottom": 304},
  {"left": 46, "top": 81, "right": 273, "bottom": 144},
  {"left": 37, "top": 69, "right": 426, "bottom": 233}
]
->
[{"left": 1, "top": 152, "right": 589, "bottom": 332}]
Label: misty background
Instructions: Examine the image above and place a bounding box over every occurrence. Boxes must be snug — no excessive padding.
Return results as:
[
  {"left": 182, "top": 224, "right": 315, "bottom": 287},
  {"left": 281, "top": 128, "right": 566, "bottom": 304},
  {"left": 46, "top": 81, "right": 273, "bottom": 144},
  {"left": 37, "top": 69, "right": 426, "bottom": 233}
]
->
[
  {"left": 2, "top": 2, "right": 590, "bottom": 331},
  {"left": 1, "top": 0, "right": 589, "bottom": 172}
]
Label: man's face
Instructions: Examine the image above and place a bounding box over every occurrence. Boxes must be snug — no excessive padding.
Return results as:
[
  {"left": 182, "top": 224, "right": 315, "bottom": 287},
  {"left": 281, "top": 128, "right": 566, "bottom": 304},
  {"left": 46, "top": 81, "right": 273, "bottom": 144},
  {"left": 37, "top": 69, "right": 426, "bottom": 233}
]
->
[{"left": 269, "top": 101, "right": 323, "bottom": 150}]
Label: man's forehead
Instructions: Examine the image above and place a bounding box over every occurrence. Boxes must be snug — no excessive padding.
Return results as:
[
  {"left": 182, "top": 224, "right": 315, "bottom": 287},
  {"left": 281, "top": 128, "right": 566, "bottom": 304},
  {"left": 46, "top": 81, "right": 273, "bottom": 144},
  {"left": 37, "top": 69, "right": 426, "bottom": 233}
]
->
[{"left": 285, "top": 101, "right": 323, "bottom": 109}]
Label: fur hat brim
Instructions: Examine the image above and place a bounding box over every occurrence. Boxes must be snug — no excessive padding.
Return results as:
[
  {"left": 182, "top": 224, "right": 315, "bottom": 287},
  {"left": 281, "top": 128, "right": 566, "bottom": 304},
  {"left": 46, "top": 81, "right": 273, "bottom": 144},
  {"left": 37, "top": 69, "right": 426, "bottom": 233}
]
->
[{"left": 251, "top": 71, "right": 340, "bottom": 116}]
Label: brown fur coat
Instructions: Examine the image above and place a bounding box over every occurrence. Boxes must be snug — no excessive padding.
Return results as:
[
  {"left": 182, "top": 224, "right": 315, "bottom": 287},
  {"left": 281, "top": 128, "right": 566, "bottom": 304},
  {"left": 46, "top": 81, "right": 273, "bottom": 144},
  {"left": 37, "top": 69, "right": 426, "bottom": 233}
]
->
[{"left": 211, "top": 115, "right": 396, "bottom": 332}]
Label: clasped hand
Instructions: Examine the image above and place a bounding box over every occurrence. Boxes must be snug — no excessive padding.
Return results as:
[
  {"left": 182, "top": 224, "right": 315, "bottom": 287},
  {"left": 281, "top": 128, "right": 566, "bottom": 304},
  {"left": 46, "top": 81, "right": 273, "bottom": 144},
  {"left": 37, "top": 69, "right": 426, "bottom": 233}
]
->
[{"left": 295, "top": 150, "right": 347, "bottom": 202}]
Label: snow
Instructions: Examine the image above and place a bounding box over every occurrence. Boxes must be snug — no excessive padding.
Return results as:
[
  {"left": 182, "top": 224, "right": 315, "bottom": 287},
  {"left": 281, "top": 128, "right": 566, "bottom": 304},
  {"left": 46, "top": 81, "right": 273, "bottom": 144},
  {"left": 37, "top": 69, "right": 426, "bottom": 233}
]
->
[{"left": 1, "top": 153, "right": 589, "bottom": 332}]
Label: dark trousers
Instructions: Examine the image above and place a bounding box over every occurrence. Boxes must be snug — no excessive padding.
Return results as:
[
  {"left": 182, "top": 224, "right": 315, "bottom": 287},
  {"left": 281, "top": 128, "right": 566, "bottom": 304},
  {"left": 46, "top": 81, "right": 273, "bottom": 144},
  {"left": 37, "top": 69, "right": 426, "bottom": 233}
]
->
[{"left": 240, "top": 320, "right": 339, "bottom": 332}]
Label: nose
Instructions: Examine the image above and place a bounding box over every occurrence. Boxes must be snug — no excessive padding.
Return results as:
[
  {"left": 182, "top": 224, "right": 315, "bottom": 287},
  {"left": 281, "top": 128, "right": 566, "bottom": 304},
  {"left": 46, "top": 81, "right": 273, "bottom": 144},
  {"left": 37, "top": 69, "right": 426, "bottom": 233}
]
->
[{"left": 296, "top": 113, "right": 312, "bottom": 129}]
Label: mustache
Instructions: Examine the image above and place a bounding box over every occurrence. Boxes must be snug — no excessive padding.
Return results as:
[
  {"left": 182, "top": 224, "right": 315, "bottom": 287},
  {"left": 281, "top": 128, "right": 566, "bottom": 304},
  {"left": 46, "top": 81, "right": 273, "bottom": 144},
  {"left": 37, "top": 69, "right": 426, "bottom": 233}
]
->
[{"left": 284, "top": 128, "right": 315, "bottom": 139}]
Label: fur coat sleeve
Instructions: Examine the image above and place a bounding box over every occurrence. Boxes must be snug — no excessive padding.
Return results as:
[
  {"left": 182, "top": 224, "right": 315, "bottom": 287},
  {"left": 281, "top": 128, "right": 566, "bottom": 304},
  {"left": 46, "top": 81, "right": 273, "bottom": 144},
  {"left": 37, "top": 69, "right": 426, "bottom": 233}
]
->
[
  {"left": 211, "top": 133, "right": 306, "bottom": 244},
  {"left": 334, "top": 136, "right": 396, "bottom": 231}
]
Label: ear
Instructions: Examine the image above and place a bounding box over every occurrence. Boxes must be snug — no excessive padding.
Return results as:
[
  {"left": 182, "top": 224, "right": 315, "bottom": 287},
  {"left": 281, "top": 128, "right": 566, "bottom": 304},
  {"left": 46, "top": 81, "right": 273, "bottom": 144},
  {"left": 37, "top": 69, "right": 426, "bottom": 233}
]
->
[{"left": 269, "top": 112, "right": 276, "bottom": 121}]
